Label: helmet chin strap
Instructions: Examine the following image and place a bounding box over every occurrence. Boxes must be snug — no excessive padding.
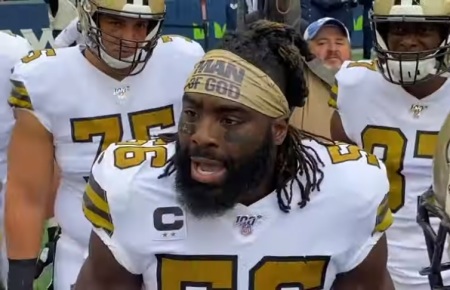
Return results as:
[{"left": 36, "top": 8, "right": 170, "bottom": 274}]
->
[
  {"left": 375, "top": 30, "right": 448, "bottom": 84},
  {"left": 99, "top": 45, "right": 147, "bottom": 70},
  {"left": 384, "top": 58, "right": 437, "bottom": 83}
]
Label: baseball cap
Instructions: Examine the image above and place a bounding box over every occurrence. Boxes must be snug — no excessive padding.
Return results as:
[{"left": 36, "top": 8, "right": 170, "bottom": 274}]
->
[{"left": 303, "top": 17, "right": 351, "bottom": 42}]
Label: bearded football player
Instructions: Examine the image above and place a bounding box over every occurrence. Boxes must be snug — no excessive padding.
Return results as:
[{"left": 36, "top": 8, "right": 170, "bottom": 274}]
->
[
  {"left": 4, "top": 0, "right": 204, "bottom": 289},
  {"left": 74, "top": 20, "right": 394, "bottom": 290},
  {"left": 329, "top": 0, "right": 450, "bottom": 289}
]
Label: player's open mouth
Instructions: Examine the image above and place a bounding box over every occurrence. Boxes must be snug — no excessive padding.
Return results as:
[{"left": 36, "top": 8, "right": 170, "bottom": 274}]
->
[{"left": 190, "top": 157, "right": 226, "bottom": 184}]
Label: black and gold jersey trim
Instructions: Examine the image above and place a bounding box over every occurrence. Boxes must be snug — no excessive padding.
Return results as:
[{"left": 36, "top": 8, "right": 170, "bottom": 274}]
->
[
  {"left": 328, "top": 79, "right": 338, "bottom": 109},
  {"left": 82, "top": 173, "right": 114, "bottom": 236},
  {"left": 8, "top": 79, "right": 33, "bottom": 110}
]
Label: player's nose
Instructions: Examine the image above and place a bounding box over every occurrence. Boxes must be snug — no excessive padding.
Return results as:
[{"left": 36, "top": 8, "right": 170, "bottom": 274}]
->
[
  {"left": 190, "top": 118, "right": 220, "bottom": 148},
  {"left": 119, "top": 25, "right": 142, "bottom": 44},
  {"left": 398, "top": 34, "right": 421, "bottom": 52}
]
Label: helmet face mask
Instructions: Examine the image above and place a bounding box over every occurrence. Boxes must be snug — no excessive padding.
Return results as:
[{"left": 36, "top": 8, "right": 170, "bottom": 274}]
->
[
  {"left": 418, "top": 113, "right": 450, "bottom": 289},
  {"left": 78, "top": 0, "right": 166, "bottom": 76},
  {"left": 417, "top": 189, "right": 450, "bottom": 289},
  {"left": 371, "top": 0, "right": 450, "bottom": 86}
]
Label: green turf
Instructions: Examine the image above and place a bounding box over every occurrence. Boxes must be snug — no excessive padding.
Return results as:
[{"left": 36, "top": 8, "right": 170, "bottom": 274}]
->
[{"left": 34, "top": 224, "right": 52, "bottom": 290}]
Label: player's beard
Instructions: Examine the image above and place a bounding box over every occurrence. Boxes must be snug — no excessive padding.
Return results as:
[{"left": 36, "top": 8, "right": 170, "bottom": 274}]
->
[{"left": 174, "top": 131, "right": 275, "bottom": 218}]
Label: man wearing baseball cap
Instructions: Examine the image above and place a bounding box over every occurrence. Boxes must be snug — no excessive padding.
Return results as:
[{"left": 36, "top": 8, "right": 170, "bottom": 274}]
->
[
  {"left": 290, "top": 17, "right": 351, "bottom": 139},
  {"left": 304, "top": 17, "right": 352, "bottom": 69}
]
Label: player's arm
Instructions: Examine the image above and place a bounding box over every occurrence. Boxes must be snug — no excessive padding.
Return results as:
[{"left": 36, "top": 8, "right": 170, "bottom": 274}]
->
[
  {"left": 74, "top": 231, "right": 142, "bottom": 290},
  {"left": 77, "top": 143, "right": 150, "bottom": 289},
  {"left": 333, "top": 234, "right": 394, "bottom": 290},
  {"left": 330, "top": 111, "right": 354, "bottom": 144},
  {"left": 333, "top": 159, "right": 394, "bottom": 290},
  {"left": 5, "top": 78, "right": 55, "bottom": 289}
]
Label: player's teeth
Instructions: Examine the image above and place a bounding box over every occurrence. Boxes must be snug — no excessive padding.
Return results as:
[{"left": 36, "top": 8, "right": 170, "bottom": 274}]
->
[{"left": 198, "top": 164, "right": 220, "bottom": 174}]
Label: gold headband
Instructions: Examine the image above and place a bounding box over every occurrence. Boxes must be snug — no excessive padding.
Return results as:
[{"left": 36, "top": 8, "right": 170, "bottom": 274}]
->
[{"left": 184, "top": 49, "right": 289, "bottom": 118}]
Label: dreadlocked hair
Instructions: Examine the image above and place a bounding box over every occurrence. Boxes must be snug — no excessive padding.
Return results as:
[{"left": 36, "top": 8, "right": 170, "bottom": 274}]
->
[{"left": 159, "top": 20, "right": 325, "bottom": 212}]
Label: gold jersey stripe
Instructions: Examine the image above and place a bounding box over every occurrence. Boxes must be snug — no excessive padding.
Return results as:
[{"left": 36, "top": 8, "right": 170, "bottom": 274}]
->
[
  {"left": 328, "top": 80, "right": 338, "bottom": 109},
  {"left": 85, "top": 180, "right": 110, "bottom": 213},
  {"left": 8, "top": 80, "right": 33, "bottom": 110},
  {"left": 82, "top": 204, "right": 114, "bottom": 235},
  {"left": 374, "top": 194, "right": 393, "bottom": 234},
  {"left": 83, "top": 174, "right": 114, "bottom": 236}
]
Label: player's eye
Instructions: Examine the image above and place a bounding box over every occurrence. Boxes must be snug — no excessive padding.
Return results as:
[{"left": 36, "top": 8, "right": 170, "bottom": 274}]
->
[
  {"left": 221, "top": 117, "right": 241, "bottom": 126},
  {"left": 184, "top": 109, "right": 197, "bottom": 119}
]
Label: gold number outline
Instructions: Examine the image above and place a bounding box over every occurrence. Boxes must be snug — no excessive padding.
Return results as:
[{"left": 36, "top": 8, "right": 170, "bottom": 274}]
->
[
  {"left": 21, "top": 49, "right": 56, "bottom": 64},
  {"left": 70, "top": 105, "right": 175, "bottom": 160},
  {"left": 156, "top": 254, "right": 330, "bottom": 290},
  {"left": 326, "top": 143, "right": 380, "bottom": 167},
  {"left": 128, "top": 105, "right": 175, "bottom": 139},
  {"left": 113, "top": 140, "right": 168, "bottom": 169},
  {"left": 346, "top": 60, "right": 377, "bottom": 71},
  {"left": 361, "top": 125, "right": 438, "bottom": 213},
  {"left": 414, "top": 130, "right": 439, "bottom": 159},
  {"left": 160, "top": 34, "right": 193, "bottom": 43},
  {"left": 70, "top": 114, "right": 124, "bottom": 158}
]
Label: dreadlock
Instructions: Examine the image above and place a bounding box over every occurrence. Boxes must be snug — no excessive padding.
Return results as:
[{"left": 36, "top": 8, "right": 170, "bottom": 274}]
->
[{"left": 159, "top": 20, "right": 325, "bottom": 212}]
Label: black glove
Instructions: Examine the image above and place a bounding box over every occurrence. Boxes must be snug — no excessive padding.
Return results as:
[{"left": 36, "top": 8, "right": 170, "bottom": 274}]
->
[{"left": 7, "top": 259, "right": 37, "bottom": 290}]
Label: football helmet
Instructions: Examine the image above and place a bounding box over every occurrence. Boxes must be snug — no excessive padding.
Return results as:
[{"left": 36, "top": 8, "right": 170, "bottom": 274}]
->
[
  {"left": 78, "top": 0, "right": 166, "bottom": 75},
  {"left": 371, "top": 0, "right": 450, "bottom": 85},
  {"left": 417, "top": 113, "right": 450, "bottom": 289}
]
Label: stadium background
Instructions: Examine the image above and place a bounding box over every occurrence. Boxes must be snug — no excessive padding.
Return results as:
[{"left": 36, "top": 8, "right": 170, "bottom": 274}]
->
[
  {"left": 0, "top": 0, "right": 366, "bottom": 52},
  {"left": 0, "top": 0, "right": 364, "bottom": 288}
]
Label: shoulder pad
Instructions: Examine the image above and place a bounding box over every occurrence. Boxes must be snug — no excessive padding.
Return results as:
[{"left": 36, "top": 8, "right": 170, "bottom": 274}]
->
[
  {"left": 344, "top": 59, "right": 378, "bottom": 71},
  {"left": 0, "top": 32, "right": 32, "bottom": 62},
  {"left": 155, "top": 35, "right": 204, "bottom": 58},
  {"left": 330, "top": 60, "right": 380, "bottom": 108},
  {"left": 8, "top": 47, "right": 70, "bottom": 112},
  {"left": 83, "top": 139, "right": 174, "bottom": 236},
  {"left": 335, "top": 59, "right": 378, "bottom": 87}
]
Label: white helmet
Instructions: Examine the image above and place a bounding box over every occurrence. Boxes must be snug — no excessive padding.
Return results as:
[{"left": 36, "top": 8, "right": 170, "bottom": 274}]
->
[
  {"left": 371, "top": 0, "right": 450, "bottom": 85},
  {"left": 78, "top": 0, "right": 166, "bottom": 75}
]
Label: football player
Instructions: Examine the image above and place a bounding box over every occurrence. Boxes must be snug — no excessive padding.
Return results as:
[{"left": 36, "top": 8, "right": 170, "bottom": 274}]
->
[
  {"left": 329, "top": 0, "right": 450, "bottom": 289},
  {"left": 417, "top": 112, "right": 450, "bottom": 289},
  {"left": 0, "top": 31, "right": 32, "bottom": 287},
  {"left": 4, "top": 0, "right": 204, "bottom": 289},
  {"left": 74, "top": 20, "right": 394, "bottom": 290}
]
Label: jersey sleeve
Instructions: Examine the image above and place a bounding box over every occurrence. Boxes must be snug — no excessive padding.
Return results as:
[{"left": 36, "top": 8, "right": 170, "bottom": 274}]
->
[
  {"left": 53, "top": 18, "right": 81, "bottom": 48},
  {"left": 328, "top": 60, "right": 379, "bottom": 142},
  {"left": 8, "top": 57, "right": 52, "bottom": 131},
  {"left": 83, "top": 142, "right": 148, "bottom": 274},
  {"left": 335, "top": 158, "right": 393, "bottom": 273}
]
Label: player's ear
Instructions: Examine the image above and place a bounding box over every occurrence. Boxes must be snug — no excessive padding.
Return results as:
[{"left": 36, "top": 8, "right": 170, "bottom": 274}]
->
[{"left": 271, "top": 118, "right": 288, "bottom": 146}]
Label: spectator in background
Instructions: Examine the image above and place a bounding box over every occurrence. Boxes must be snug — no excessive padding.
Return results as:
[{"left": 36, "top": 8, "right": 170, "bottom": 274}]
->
[
  {"left": 302, "top": 0, "right": 358, "bottom": 37},
  {"left": 289, "top": 17, "right": 352, "bottom": 138},
  {"left": 304, "top": 17, "right": 352, "bottom": 69},
  {"left": 359, "top": 0, "right": 373, "bottom": 59},
  {"left": 54, "top": 18, "right": 84, "bottom": 48}
]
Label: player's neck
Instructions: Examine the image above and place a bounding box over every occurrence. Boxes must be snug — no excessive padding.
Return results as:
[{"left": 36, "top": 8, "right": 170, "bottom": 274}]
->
[
  {"left": 84, "top": 49, "right": 131, "bottom": 81},
  {"left": 238, "top": 168, "right": 276, "bottom": 206},
  {"left": 402, "top": 76, "right": 447, "bottom": 99}
]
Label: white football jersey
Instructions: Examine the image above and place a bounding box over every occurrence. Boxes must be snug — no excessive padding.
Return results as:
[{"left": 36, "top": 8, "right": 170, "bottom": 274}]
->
[
  {"left": 0, "top": 32, "right": 31, "bottom": 184},
  {"left": 8, "top": 35, "right": 205, "bottom": 247},
  {"left": 84, "top": 139, "right": 392, "bottom": 289},
  {"left": 332, "top": 60, "right": 450, "bottom": 286}
]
